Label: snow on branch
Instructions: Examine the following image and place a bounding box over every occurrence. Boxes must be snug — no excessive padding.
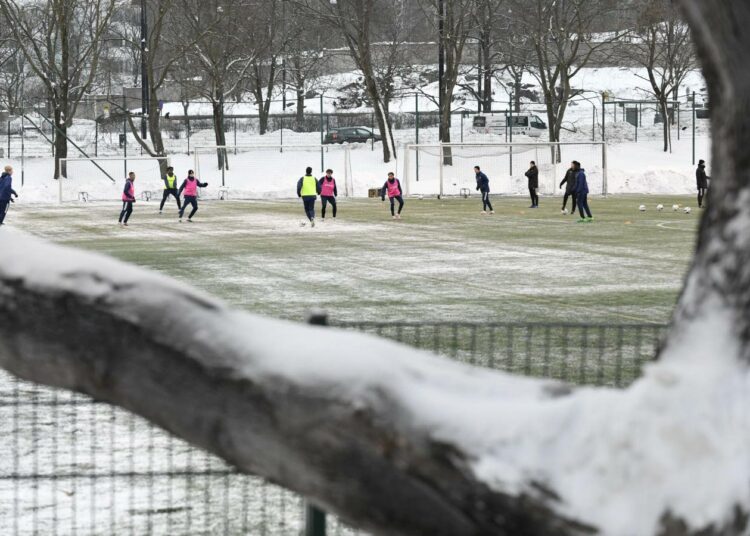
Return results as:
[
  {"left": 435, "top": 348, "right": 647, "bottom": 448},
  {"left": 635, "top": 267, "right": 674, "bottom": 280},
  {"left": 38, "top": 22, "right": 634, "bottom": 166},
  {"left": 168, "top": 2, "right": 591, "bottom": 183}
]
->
[{"left": 0, "top": 229, "right": 747, "bottom": 535}]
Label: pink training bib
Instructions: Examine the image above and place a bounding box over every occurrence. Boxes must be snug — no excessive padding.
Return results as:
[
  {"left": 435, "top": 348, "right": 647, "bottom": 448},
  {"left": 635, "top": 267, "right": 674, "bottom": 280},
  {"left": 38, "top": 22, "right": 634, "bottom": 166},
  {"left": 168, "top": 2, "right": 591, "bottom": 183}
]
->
[{"left": 320, "top": 178, "right": 336, "bottom": 197}]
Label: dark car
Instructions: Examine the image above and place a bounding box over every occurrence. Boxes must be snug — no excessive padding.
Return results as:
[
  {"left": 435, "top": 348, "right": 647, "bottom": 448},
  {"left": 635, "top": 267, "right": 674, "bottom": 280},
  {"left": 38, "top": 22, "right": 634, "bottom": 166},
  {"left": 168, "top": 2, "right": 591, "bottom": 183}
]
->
[{"left": 323, "top": 127, "right": 382, "bottom": 144}]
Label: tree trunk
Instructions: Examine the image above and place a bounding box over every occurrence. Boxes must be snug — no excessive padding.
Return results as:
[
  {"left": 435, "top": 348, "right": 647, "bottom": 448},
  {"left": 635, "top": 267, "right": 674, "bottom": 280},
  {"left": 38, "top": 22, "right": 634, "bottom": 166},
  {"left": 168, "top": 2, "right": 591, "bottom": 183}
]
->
[
  {"left": 660, "top": 98, "right": 670, "bottom": 153},
  {"left": 296, "top": 87, "right": 306, "bottom": 130},
  {"left": 362, "top": 73, "right": 395, "bottom": 163},
  {"left": 53, "top": 106, "right": 67, "bottom": 179},
  {"left": 482, "top": 41, "right": 492, "bottom": 112},
  {"left": 668, "top": 0, "right": 750, "bottom": 357},
  {"left": 212, "top": 100, "right": 228, "bottom": 170}
]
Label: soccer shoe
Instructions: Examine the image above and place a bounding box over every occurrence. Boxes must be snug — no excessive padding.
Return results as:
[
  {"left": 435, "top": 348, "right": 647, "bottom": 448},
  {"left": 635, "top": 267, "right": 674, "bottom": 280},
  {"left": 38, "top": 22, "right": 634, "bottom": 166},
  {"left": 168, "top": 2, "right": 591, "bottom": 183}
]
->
[
  {"left": 159, "top": 210, "right": 162, "bottom": 214},
  {"left": 188, "top": 219, "right": 193, "bottom": 223},
  {"left": 123, "top": 223, "right": 129, "bottom": 227},
  {"left": 311, "top": 219, "right": 315, "bottom": 228},
  {"left": 481, "top": 211, "right": 487, "bottom": 215},
  {"left": 586, "top": 217, "right": 594, "bottom": 223},
  {"left": 397, "top": 214, "right": 402, "bottom": 219},
  {"left": 490, "top": 210, "right": 495, "bottom": 215},
  {"left": 179, "top": 218, "right": 183, "bottom": 223},
  {"left": 577, "top": 218, "right": 587, "bottom": 223},
  {"left": 392, "top": 215, "right": 397, "bottom": 220}
]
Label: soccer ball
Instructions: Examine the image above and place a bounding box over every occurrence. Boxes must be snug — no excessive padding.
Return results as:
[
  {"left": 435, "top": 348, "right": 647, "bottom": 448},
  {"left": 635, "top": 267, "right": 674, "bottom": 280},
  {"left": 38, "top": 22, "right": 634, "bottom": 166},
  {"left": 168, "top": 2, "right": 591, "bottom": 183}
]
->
[
  {"left": 684, "top": 207, "right": 692, "bottom": 214},
  {"left": 639, "top": 204, "right": 646, "bottom": 212},
  {"left": 672, "top": 204, "right": 680, "bottom": 211},
  {"left": 657, "top": 204, "right": 664, "bottom": 211},
  {"left": 562, "top": 208, "right": 569, "bottom": 215}
]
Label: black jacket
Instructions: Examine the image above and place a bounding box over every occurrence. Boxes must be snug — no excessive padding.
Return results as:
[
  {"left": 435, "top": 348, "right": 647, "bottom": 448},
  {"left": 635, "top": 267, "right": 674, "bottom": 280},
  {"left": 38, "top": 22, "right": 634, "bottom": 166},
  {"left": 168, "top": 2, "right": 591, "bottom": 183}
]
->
[
  {"left": 696, "top": 164, "right": 709, "bottom": 189},
  {"left": 475, "top": 171, "right": 490, "bottom": 193},
  {"left": 559, "top": 169, "right": 576, "bottom": 193},
  {"left": 525, "top": 166, "right": 539, "bottom": 189}
]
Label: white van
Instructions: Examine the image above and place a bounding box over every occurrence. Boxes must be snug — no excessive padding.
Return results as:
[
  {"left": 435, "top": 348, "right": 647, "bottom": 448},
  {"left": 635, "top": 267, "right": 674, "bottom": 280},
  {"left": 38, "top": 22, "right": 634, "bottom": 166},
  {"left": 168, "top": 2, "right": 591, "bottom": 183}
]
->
[{"left": 472, "top": 114, "right": 547, "bottom": 138}]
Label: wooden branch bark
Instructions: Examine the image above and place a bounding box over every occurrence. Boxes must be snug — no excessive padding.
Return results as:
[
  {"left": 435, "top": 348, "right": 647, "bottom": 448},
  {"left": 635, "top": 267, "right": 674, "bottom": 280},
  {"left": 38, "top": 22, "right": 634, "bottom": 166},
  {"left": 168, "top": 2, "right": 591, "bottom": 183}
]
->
[{"left": 0, "top": 230, "right": 589, "bottom": 536}]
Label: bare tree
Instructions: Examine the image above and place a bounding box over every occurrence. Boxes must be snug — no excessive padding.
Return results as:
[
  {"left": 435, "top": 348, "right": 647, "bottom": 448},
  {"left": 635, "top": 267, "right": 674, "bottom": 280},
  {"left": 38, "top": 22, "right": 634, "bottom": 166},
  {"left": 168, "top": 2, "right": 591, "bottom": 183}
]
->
[
  {"left": 0, "top": 0, "right": 116, "bottom": 179},
  {"left": 296, "top": 0, "right": 404, "bottom": 163},
  {"left": 108, "top": 0, "right": 203, "bottom": 176},
  {"left": 632, "top": 0, "right": 696, "bottom": 152},
  {"left": 507, "top": 0, "right": 624, "bottom": 150},
  {"left": 245, "top": 0, "right": 283, "bottom": 136},
  {"left": 177, "top": 0, "right": 258, "bottom": 170},
  {"left": 418, "top": 0, "right": 476, "bottom": 148}
]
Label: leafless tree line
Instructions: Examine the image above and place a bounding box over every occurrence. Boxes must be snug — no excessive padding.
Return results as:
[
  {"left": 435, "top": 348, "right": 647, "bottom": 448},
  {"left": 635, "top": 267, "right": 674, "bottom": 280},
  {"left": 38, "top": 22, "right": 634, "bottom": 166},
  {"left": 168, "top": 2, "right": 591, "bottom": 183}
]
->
[{"left": 0, "top": 0, "right": 695, "bottom": 177}]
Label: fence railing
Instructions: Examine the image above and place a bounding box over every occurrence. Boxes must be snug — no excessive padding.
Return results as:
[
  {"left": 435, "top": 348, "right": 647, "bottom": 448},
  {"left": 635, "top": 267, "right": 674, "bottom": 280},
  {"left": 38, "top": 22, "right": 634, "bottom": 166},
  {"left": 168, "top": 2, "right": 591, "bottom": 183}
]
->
[{"left": 0, "top": 320, "right": 667, "bottom": 535}]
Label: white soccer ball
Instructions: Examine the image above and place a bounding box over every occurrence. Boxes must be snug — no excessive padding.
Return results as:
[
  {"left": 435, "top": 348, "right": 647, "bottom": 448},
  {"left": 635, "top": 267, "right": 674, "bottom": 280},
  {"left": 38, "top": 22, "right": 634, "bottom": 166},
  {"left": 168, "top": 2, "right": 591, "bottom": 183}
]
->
[
  {"left": 684, "top": 207, "right": 692, "bottom": 214},
  {"left": 672, "top": 204, "right": 680, "bottom": 211},
  {"left": 639, "top": 204, "right": 646, "bottom": 212},
  {"left": 656, "top": 204, "right": 664, "bottom": 211},
  {"left": 562, "top": 208, "right": 569, "bottom": 215}
]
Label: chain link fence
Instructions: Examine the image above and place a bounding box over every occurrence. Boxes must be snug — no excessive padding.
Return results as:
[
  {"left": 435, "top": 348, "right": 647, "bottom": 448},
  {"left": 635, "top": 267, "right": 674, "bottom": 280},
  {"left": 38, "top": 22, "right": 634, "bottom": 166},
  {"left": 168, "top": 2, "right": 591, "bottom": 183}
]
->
[{"left": 0, "top": 320, "right": 667, "bottom": 535}]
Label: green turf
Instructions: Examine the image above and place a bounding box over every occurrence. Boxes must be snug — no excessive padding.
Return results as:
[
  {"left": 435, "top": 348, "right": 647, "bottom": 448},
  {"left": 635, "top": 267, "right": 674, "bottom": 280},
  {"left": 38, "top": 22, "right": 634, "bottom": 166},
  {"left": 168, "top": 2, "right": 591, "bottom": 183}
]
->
[{"left": 10, "top": 195, "right": 699, "bottom": 324}]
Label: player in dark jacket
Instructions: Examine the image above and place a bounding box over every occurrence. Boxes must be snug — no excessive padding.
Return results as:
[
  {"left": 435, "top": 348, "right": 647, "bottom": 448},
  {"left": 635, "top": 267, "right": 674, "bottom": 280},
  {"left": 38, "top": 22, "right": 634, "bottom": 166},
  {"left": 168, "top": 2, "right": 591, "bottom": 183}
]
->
[
  {"left": 474, "top": 166, "right": 494, "bottom": 214},
  {"left": 178, "top": 170, "right": 208, "bottom": 222},
  {"left": 696, "top": 159, "right": 709, "bottom": 208},
  {"left": 0, "top": 165, "right": 19, "bottom": 226},
  {"left": 525, "top": 161, "right": 539, "bottom": 208},
  {"left": 559, "top": 164, "right": 577, "bottom": 214},
  {"left": 572, "top": 161, "right": 593, "bottom": 223}
]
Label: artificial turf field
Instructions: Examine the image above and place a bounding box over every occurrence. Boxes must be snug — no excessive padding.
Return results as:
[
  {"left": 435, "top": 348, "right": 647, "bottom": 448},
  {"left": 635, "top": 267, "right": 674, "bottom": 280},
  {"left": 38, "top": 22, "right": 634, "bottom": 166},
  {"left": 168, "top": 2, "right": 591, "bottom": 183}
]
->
[{"left": 10, "top": 194, "right": 699, "bottom": 325}]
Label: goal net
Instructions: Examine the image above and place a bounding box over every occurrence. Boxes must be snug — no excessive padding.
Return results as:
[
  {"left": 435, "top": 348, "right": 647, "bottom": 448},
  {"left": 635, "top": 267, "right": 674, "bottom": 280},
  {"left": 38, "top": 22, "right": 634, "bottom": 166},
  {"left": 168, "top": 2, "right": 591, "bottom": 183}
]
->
[
  {"left": 58, "top": 157, "right": 170, "bottom": 203},
  {"left": 403, "top": 142, "right": 608, "bottom": 198},
  {"left": 192, "top": 145, "right": 354, "bottom": 198}
]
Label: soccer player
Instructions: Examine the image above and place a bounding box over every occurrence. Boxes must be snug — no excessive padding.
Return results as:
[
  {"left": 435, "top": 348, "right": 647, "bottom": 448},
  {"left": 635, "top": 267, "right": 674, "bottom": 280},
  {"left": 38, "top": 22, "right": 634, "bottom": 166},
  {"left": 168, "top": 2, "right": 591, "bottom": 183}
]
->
[
  {"left": 381, "top": 172, "right": 404, "bottom": 219},
  {"left": 118, "top": 172, "right": 136, "bottom": 227},
  {"left": 319, "top": 168, "right": 338, "bottom": 220},
  {"left": 297, "top": 166, "right": 319, "bottom": 227},
  {"left": 559, "top": 162, "right": 577, "bottom": 215},
  {"left": 696, "top": 159, "right": 709, "bottom": 208},
  {"left": 0, "top": 165, "right": 19, "bottom": 226},
  {"left": 572, "top": 161, "right": 593, "bottom": 223},
  {"left": 474, "top": 165, "right": 494, "bottom": 214},
  {"left": 178, "top": 170, "right": 208, "bottom": 223},
  {"left": 159, "top": 166, "right": 181, "bottom": 213},
  {"left": 525, "top": 161, "right": 539, "bottom": 208}
]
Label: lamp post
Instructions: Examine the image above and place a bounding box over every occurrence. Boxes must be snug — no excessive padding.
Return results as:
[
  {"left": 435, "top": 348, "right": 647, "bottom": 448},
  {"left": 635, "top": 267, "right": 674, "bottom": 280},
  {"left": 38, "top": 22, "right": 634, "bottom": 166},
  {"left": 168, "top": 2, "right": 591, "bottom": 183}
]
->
[{"left": 140, "top": 0, "right": 149, "bottom": 140}]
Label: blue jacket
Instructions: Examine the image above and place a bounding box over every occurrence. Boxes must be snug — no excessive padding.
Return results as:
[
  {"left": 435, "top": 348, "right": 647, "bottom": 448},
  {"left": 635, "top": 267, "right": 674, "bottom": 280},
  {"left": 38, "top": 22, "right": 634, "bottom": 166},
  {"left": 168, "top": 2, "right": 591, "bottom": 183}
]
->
[
  {"left": 475, "top": 171, "right": 490, "bottom": 193},
  {"left": 0, "top": 173, "right": 17, "bottom": 202},
  {"left": 573, "top": 168, "right": 589, "bottom": 195}
]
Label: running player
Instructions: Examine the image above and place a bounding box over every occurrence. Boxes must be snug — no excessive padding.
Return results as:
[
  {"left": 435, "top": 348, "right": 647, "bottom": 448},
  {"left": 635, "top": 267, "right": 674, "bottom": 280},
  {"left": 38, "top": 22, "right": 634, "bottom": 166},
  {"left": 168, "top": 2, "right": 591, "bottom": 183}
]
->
[
  {"left": 178, "top": 170, "right": 208, "bottom": 223},
  {"left": 0, "top": 165, "right": 18, "bottom": 226},
  {"left": 319, "top": 169, "right": 338, "bottom": 220},
  {"left": 297, "top": 166, "right": 319, "bottom": 227},
  {"left": 159, "top": 166, "right": 181, "bottom": 213},
  {"left": 474, "top": 165, "right": 494, "bottom": 214},
  {"left": 381, "top": 172, "right": 404, "bottom": 219},
  {"left": 118, "top": 172, "right": 136, "bottom": 227}
]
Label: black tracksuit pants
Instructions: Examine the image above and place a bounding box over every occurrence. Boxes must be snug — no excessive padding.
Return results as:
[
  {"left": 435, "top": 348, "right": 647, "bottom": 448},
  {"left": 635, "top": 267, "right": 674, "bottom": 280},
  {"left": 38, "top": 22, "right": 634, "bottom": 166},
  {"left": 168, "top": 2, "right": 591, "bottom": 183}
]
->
[
  {"left": 0, "top": 200, "right": 9, "bottom": 225},
  {"left": 160, "top": 189, "right": 180, "bottom": 211},
  {"left": 698, "top": 187, "right": 707, "bottom": 208},
  {"left": 577, "top": 193, "right": 592, "bottom": 218},
  {"left": 481, "top": 190, "right": 493, "bottom": 211},
  {"left": 302, "top": 196, "right": 316, "bottom": 221},
  {"left": 389, "top": 196, "right": 404, "bottom": 216},
  {"left": 180, "top": 196, "right": 198, "bottom": 219},
  {"left": 563, "top": 191, "right": 577, "bottom": 213},
  {"left": 321, "top": 196, "right": 337, "bottom": 218},
  {"left": 529, "top": 187, "right": 539, "bottom": 206},
  {"left": 119, "top": 201, "right": 133, "bottom": 223}
]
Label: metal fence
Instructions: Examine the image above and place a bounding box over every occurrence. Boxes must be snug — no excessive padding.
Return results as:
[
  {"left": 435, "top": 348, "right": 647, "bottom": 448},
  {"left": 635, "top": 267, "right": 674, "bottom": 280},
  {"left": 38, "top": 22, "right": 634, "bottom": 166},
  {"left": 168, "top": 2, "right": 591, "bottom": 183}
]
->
[{"left": 0, "top": 320, "right": 667, "bottom": 535}]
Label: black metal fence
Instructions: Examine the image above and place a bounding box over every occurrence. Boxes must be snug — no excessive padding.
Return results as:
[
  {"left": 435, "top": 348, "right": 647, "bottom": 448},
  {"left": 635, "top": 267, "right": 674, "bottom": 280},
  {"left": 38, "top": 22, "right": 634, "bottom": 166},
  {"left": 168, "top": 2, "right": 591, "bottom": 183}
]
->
[{"left": 0, "top": 321, "right": 667, "bottom": 535}]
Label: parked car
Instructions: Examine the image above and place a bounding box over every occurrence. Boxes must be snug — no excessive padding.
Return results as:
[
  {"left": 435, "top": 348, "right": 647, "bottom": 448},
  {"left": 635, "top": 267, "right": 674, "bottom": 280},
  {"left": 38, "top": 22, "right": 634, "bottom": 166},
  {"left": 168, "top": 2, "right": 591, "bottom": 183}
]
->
[
  {"left": 472, "top": 114, "right": 547, "bottom": 138},
  {"left": 323, "top": 126, "right": 382, "bottom": 144}
]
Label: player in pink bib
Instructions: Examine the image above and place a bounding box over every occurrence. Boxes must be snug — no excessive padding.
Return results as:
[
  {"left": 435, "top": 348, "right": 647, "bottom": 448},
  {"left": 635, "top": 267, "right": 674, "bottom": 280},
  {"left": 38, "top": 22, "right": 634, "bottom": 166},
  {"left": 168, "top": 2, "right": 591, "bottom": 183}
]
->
[
  {"left": 380, "top": 172, "right": 404, "bottom": 219},
  {"left": 178, "top": 170, "right": 208, "bottom": 222},
  {"left": 318, "top": 169, "right": 338, "bottom": 220},
  {"left": 118, "top": 172, "right": 136, "bottom": 226}
]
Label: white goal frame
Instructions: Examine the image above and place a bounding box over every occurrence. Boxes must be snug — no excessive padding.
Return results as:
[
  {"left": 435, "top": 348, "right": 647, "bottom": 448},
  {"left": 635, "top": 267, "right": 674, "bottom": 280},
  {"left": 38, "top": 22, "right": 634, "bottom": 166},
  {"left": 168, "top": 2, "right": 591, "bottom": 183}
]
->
[
  {"left": 192, "top": 145, "right": 355, "bottom": 197},
  {"left": 403, "top": 141, "right": 608, "bottom": 197},
  {"left": 58, "top": 156, "right": 170, "bottom": 204}
]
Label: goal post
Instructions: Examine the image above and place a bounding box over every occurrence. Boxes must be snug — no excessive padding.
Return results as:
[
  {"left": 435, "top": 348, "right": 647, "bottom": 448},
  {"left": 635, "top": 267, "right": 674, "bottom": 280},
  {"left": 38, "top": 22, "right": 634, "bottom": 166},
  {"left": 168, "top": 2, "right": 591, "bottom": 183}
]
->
[
  {"left": 403, "top": 142, "right": 608, "bottom": 198},
  {"left": 58, "top": 156, "right": 170, "bottom": 204},
  {"left": 191, "top": 145, "right": 354, "bottom": 198}
]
